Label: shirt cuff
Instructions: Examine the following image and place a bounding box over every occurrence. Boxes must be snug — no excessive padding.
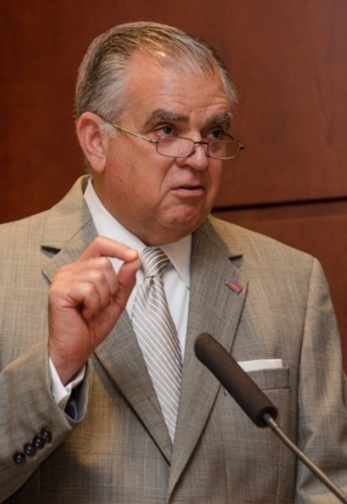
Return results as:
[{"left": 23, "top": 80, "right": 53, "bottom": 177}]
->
[{"left": 49, "top": 358, "right": 86, "bottom": 411}]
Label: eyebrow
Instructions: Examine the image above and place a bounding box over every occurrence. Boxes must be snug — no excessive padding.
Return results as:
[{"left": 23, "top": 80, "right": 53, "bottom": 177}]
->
[
  {"left": 209, "top": 112, "right": 232, "bottom": 129},
  {"left": 144, "top": 109, "right": 232, "bottom": 129},
  {"left": 145, "top": 109, "right": 189, "bottom": 128}
]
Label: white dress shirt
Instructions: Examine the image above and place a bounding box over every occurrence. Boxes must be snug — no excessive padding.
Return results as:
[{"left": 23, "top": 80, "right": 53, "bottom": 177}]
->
[{"left": 51, "top": 178, "right": 191, "bottom": 408}]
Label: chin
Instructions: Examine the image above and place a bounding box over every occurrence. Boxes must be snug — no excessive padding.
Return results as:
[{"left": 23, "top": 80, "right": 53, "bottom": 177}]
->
[
  {"left": 167, "top": 212, "right": 207, "bottom": 234},
  {"left": 155, "top": 204, "right": 211, "bottom": 240}
]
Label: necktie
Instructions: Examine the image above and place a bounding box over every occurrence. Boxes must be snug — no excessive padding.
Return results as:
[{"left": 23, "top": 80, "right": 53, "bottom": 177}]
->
[{"left": 132, "top": 247, "right": 183, "bottom": 442}]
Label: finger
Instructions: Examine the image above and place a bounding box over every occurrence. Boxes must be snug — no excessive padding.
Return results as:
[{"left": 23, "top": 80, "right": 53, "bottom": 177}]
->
[
  {"left": 51, "top": 262, "right": 116, "bottom": 313},
  {"left": 78, "top": 236, "right": 138, "bottom": 263},
  {"left": 57, "top": 257, "right": 118, "bottom": 293},
  {"left": 113, "top": 256, "right": 141, "bottom": 310},
  {"left": 71, "top": 281, "right": 104, "bottom": 319}
]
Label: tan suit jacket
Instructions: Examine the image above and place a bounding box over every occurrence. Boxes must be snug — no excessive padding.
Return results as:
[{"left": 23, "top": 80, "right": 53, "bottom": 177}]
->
[{"left": 1, "top": 176, "right": 347, "bottom": 503}]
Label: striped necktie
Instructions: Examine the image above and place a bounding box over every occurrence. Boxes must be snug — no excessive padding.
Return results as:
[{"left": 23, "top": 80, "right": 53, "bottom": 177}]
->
[{"left": 132, "top": 247, "right": 183, "bottom": 442}]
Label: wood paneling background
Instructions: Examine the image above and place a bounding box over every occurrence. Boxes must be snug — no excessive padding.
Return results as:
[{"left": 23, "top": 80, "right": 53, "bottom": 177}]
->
[{"left": 1, "top": 1, "right": 346, "bottom": 366}]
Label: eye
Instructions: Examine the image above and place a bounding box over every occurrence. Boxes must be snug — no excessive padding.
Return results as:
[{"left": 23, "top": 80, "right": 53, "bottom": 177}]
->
[
  {"left": 207, "top": 128, "right": 228, "bottom": 140},
  {"left": 154, "top": 125, "right": 176, "bottom": 138}
]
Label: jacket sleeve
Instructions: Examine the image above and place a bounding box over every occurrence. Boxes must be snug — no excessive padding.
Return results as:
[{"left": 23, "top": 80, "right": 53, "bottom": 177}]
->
[
  {"left": 0, "top": 337, "right": 88, "bottom": 502},
  {"left": 295, "top": 258, "right": 347, "bottom": 503}
]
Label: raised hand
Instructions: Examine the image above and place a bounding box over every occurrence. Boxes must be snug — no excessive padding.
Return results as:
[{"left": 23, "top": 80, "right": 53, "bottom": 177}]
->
[{"left": 48, "top": 236, "right": 141, "bottom": 385}]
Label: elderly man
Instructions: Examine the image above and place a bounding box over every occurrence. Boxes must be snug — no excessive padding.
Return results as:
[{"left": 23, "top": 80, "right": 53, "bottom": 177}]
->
[{"left": 0, "top": 21, "right": 346, "bottom": 503}]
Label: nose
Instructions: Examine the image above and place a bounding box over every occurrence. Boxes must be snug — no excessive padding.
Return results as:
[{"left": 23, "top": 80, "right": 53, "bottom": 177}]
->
[{"left": 175, "top": 142, "right": 210, "bottom": 171}]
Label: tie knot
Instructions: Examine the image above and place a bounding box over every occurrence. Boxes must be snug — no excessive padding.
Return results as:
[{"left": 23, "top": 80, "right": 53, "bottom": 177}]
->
[{"left": 140, "top": 247, "right": 170, "bottom": 278}]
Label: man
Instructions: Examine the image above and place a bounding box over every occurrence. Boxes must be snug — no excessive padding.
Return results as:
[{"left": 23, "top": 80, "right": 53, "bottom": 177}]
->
[{"left": 0, "top": 21, "right": 346, "bottom": 503}]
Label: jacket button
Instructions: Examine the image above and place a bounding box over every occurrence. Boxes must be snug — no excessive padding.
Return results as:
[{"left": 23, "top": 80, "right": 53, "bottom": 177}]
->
[
  {"left": 32, "top": 435, "right": 45, "bottom": 449},
  {"left": 24, "top": 442, "right": 37, "bottom": 457},
  {"left": 13, "top": 452, "right": 26, "bottom": 464},
  {"left": 41, "top": 427, "right": 52, "bottom": 443}
]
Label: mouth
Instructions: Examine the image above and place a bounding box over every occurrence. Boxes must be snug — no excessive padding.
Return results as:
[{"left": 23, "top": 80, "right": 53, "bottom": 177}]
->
[{"left": 172, "top": 185, "right": 206, "bottom": 196}]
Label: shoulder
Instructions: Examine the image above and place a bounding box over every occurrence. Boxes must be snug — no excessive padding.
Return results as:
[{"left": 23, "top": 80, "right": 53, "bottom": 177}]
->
[
  {"left": 200, "top": 216, "right": 332, "bottom": 308},
  {"left": 0, "top": 176, "right": 90, "bottom": 250},
  {"left": 199, "top": 215, "right": 315, "bottom": 273},
  {"left": 0, "top": 209, "right": 50, "bottom": 248}
]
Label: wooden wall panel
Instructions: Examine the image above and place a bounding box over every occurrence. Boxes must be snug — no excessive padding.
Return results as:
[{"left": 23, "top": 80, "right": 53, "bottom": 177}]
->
[{"left": 215, "top": 1, "right": 347, "bottom": 207}]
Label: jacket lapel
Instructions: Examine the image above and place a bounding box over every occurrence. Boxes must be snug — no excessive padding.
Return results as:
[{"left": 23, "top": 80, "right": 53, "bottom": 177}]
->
[
  {"left": 168, "top": 218, "right": 248, "bottom": 497},
  {"left": 40, "top": 176, "right": 173, "bottom": 460},
  {"left": 94, "top": 314, "right": 173, "bottom": 460},
  {"left": 40, "top": 177, "right": 98, "bottom": 279}
]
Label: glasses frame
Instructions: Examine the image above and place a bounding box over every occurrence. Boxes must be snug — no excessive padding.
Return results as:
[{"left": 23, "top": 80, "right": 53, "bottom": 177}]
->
[{"left": 106, "top": 122, "right": 244, "bottom": 160}]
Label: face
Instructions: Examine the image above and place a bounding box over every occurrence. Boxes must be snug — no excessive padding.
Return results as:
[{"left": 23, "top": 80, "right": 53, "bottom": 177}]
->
[{"left": 94, "top": 52, "right": 231, "bottom": 245}]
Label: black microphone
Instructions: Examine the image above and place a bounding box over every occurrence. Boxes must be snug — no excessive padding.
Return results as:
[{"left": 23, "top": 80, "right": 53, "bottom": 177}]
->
[{"left": 194, "top": 332, "right": 347, "bottom": 504}]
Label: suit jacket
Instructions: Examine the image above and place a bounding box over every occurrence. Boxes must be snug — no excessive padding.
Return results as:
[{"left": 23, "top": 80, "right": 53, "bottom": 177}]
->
[{"left": 0, "top": 176, "right": 347, "bottom": 503}]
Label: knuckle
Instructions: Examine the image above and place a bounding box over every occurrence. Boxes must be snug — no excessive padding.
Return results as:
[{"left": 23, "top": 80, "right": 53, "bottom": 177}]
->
[
  {"left": 99, "top": 256, "right": 113, "bottom": 270},
  {"left": 89, "top": 267, "right": 105, "bottom": 284},
  {"left": 93, "top": 235, "right": 106, "bottom": 247}
]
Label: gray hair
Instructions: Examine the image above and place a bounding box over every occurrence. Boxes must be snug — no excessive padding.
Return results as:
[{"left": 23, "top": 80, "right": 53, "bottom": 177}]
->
[{"left": 75, "top": 21, "right": 236, "bottom": 123}]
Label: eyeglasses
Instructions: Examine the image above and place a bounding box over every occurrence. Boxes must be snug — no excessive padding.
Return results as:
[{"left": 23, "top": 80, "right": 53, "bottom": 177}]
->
[{"left": 107, "top": 122, "right": 244, "bottom": 160}]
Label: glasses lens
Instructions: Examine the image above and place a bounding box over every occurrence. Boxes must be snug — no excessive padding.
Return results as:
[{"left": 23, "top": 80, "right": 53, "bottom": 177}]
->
[
  {"left": 209, "top": 140, "right": 240, "bottom": 159},
  {"left": 157, "top": 137, "right": 193, "bottom": 158},
  {"left": 157, "top": 137, "right": 242, "bottom": 159}
]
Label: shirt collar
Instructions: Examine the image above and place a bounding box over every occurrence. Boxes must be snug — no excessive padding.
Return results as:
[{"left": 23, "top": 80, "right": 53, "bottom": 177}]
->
[{"left": 84, "top": 178, "right": 191, "bottom": 288}]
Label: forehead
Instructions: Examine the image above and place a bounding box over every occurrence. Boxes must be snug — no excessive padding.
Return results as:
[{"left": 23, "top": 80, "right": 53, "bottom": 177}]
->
[{"left": 122, "top": 52, "right": 231, "bottom": 126}]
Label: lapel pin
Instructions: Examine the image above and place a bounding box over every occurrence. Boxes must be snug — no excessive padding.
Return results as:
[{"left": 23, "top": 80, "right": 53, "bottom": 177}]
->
[{"left": 226, "top": 276, "right": 243, "bottom": 294}]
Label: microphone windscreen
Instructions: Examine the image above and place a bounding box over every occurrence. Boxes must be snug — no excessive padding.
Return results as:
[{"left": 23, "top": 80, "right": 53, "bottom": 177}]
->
[{"left": 194, "top": 332, "right": 278, "bottom": 427}]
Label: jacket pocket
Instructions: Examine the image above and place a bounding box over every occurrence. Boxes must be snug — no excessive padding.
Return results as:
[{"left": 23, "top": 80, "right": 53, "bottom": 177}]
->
[{"left": 246, "top": 366, "right": 290, "bottom": 391}]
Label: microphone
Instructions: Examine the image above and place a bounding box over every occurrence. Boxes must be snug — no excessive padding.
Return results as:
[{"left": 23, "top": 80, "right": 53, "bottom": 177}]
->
[{"left": 194, "top": 332, "right": 347, "bottom": 504}]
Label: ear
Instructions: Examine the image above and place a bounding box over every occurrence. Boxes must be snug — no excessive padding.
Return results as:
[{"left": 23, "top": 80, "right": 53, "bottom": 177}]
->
[{"left": 76, "top": 112, "right": 110, "bottom": 173}]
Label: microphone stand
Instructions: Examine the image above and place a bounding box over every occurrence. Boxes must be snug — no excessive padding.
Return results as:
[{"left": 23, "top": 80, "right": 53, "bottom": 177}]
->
[{"left": 262, "top": 413, "right": 347, "bottom": 504}]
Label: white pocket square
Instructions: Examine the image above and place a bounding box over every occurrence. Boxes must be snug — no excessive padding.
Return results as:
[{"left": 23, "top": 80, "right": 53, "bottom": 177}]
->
[{"left": 237, "top": 359, "right": 283, "bottom": 372}]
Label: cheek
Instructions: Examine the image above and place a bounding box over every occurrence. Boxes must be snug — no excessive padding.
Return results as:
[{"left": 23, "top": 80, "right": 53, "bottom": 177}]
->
[
  {"left": 134, "top": 163, "right": 173, "bottom": 199},
  {"left": 124, "top": 171, "right": 164, "bottom": 211},
  {"left": 208, "top": 167, "right": 223, "bottom": 196}
]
